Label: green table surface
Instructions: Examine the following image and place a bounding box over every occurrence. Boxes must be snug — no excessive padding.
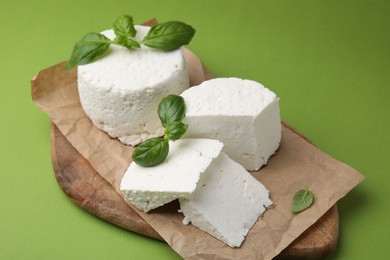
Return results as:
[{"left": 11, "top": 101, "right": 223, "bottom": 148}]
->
[{"left": 1, "top": 0, "right": 389, "bottom": 259}]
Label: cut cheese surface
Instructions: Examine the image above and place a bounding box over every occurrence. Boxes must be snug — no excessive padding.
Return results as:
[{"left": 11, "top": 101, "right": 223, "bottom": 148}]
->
[
  {"left": 179, "top": 153, "right": 272, "bottom": 247},
  {"left": 120, "top": 139, "right": 223, "bottom": 212},
  {"left": 181, "top": 77, "right": 281, "bottom": 171},
  {"left": 77, "top": 25, "right": 190, "bottom": 146}
]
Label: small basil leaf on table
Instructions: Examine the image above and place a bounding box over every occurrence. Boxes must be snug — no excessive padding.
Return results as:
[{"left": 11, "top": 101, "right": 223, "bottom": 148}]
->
[
  {"left": 141, "top": 21, "right": 196, "bottom": 51},
  {"left": 158, "top": 95, "right": 186, "bottom": 127},
  {"left": 165, "top": 121, "right": 188, "bottom": 141},
  {"left": 65, "top": 33, "right": 111, "bottom": 69},
  {"left": 132, "top": 137, "right": 169, "bottom": 167},
  {"left": 292, "top": 189, "right": 314, "bottom": 213}
]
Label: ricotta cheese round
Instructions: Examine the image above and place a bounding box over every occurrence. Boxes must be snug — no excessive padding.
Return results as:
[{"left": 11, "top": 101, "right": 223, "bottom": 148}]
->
[
  {"left": 181, "top": 77, "right": 281, "bottom": 171},
  {"left": 77, "top": 25, "right": 190, "bottom": 146}
]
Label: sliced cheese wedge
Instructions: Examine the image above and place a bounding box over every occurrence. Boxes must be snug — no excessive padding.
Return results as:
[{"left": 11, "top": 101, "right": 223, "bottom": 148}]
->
[
  {"left": 120, "top": 139, "right": 223, "bottom": 212},
  {"left": 181, "top": 77, "right": 281, "bottom": 171},
  {"left": 179, "top": 153, "right": 272, "bottom": 247}
]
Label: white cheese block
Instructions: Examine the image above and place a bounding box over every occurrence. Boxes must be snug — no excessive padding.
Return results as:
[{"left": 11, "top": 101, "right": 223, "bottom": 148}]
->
[
  {"left": 179, "top": 153, "right": 272, "bottom": 247},
  {"left": 120, "top": 139, "right": 223, "bottom": 212},
  {"left": 181, "top": 77, "right": 281, "bottom": 171},
  {"left": 77, "top": 25, "right": 190, "bottom": 146}
]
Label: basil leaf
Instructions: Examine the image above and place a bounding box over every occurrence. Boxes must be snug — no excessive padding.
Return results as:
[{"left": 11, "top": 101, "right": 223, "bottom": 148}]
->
[
  {"left": 141, "top": 21, "right": 195, "bottom": 51},
  {"left": 113, "top": 15, "right": 140, "bottom": 49},
  {"left": 113, "top": 15, "right": 137, "bottom": 38},
  {"left": 114, "top": 35, "right": 140, "bottom": 49},
  {"left": 65, "top": 32, "right": 111, "bottom": 69},
  {"left": 292, "top": 189, "right": 314, "bottom": 213},
  {"left": 132, "top": 137, "right": 169, "bottom": 167},
  {"left": 165, "top": 121, "right": 188, "bottom": 141},
  {"left": 158, "top": 95, "right": 186, "bottom": 127}
]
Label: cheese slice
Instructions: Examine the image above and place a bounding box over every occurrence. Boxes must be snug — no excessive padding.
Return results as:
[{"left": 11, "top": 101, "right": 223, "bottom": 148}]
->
[
  {"left": 77, "top": 25, "right": 190, "bottom": 146},
  {"left": 181, "top": 77, "right": 281, "bottom": 171},
  {"left": 179, "top": 153, "right": 272, "bottom": 247},
  {"left": 120, "top": 139, "right": 223, "bottom": 212}
]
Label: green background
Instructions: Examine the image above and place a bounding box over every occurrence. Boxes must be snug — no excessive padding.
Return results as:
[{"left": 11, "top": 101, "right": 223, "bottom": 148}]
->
[{"left": 1, "top": 0, "right": 389, "bottom": 259}]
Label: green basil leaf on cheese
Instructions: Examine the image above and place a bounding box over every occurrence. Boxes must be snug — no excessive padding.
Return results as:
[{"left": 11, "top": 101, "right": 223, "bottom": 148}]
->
[
  {"left": 158, "top": 94, "right": 186, "bottom": 127},
  {"left": 114, "top": 35, "right": 140, "bottom": 49},
  {"left": 165, "top": 121, "right": 188, "bottom": 141},
  {"left": 113, "top": 15, "right": 140, "bottom": 49},
  {"left": 132, "top": 137, "right": 169, "bottom": 167},
  {"left": 65, "top": 15, "right": 196, "bottom": 69},
  {"left": 292, "top": 189, "right": 314, "bottom": 213},
  {"left": 113, "top": 15, "right": 137, "bottom": 38},
  {"left": 65, "top": 32, "right": 111, "bottom": 69},
  {"left": 141, "top": 21, "right": 195, "bottom": 51},
  {"left": 133, "top": 94, "right": 188, "bottom": 167}
]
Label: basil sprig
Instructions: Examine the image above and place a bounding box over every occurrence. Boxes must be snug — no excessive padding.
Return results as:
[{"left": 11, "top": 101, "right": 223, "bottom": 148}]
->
[
  {"left": 112, "top": 15, "right": 140, "bottom": 49},
  {"left": 65, "top": 15, "right": 195, "bottom": 69},
  {"left": 291, "top": 188, "right": 314, "bottom": 213},
  {"left": 132, "top": 95, "right": 188, "bottom": 167}
]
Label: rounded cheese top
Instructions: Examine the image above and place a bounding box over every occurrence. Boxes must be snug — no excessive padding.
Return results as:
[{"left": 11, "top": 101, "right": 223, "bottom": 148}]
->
[
  {"left": 181, "top": 78, "right": 277, "bottom": 116},
  {"left": 78, "top": 25, "right": 185, "bottom": 91},
  {"left": 77, "top": 25, "right": 189, "bottom": 146}
]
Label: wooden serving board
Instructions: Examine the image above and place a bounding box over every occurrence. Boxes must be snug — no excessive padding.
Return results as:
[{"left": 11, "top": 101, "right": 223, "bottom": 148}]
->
[{"left": 51, "top": 122, "right": 339, "bottom": 259}]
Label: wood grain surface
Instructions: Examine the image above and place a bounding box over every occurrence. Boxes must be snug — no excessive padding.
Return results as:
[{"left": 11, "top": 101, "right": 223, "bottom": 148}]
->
[{"left": 50, "top": 123, "right": 339, "bottom": 259}]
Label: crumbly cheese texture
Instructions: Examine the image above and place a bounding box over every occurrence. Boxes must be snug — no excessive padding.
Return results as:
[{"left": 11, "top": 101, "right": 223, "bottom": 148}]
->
[
  {"left": 179, "top": 153, "right": 272, "bottom": 247},
  {"left": 120, "top": 139, "right": 223, "bottom": 212},
  {"left": 181, "top": 77, "right": 281, "bottom": 171},
  {"left": 77, "top": 25, "right": 190, "bottom": 146}
]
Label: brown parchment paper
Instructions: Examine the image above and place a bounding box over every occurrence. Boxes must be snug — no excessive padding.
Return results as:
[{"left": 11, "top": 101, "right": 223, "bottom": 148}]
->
[{"left": 31, "top": 48, "right": 364, "bottom": 259}]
